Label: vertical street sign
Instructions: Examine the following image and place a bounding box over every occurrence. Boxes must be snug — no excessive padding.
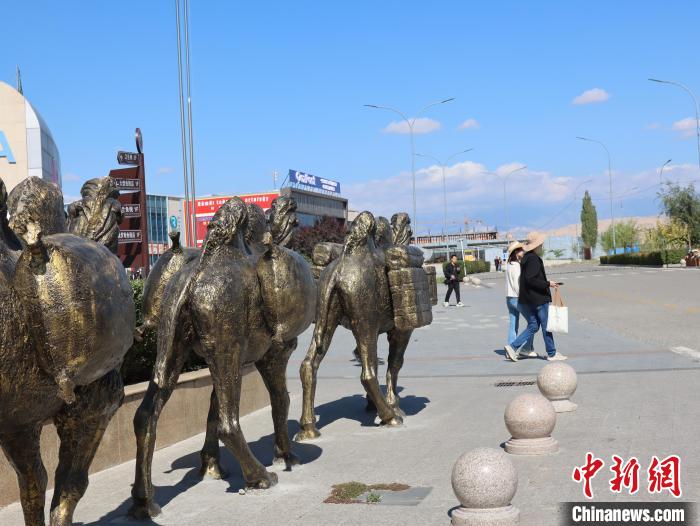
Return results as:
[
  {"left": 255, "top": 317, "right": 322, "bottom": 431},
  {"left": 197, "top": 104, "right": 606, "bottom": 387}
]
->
[{"left": 109, "top": 128, "right": 150, "bottom": 274}]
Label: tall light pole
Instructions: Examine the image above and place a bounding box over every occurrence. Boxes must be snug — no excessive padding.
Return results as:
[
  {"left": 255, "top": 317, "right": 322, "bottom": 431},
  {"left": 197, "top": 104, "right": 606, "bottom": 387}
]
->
[
  {"left": 659, "top": 158, "right": 672, "bottom": 186},
  {"left": 416, "top": 148, "right": 473, "bottom": 259},
  {"left": 577, "top": 136, "right": 616, "bottom": 253},
  {"left": 364, "top": 98, "right": 455, "bottom": 234},
  {"left": 649, "top": 78, "right": 700, "bottom": 170},
  {"left": 482, "top": 165, "right": 527, "bottom": 238}
]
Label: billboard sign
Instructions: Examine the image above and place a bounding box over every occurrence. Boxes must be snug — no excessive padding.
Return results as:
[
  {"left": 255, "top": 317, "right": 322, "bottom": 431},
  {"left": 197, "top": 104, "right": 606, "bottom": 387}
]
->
[
  {"left": 0, "top": 131, "right": 16, "bottom": 164},
  {"left": 188, "top": 192, "right": 280, "bottom": 247},
  {"left": 288, "top": 169, "right": 340, "bottom": 194}
]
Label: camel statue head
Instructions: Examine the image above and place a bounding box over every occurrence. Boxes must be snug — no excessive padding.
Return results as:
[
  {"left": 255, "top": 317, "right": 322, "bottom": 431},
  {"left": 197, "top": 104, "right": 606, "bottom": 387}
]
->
[
  {"left": 391, "top": 212, "right": 412, "bottom": 246},
  {"left": 268, "top": 195, "right": 298, "bottom": 247},
  {"left": 375, "top": 216, "right": 392, "bottom": 249},
  {"left": 203, "top": 196, "right": 248, "bottom": 252},
  {"left": 245, "top": 202, "right": 268, "bottom": 247},
  {"left": 8, "top": 177, "right": 66, "bottom": 246},
  {"left": 345, "top": 211, "right": 376, "bottom": 254},
  {"left": 67, "top": 177, "right": 122, "bottom": 254}
]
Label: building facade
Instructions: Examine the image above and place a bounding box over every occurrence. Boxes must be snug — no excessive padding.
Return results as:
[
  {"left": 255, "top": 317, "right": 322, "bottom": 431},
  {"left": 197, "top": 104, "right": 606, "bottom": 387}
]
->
[{"left": 0, "top": 81, "right": 61, "bottom": 193}]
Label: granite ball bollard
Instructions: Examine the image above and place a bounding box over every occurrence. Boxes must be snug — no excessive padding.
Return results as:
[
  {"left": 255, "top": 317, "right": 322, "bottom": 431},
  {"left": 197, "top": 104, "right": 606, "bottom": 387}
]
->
[
  {"left": 537, "top": 362, "right": 578, "bottom": 412},
  {"left": 504, "top": 393, "right": 559, "bottom": 455},
  {"left": 450, "top": 447, "right": 520, "bottom": 525}
]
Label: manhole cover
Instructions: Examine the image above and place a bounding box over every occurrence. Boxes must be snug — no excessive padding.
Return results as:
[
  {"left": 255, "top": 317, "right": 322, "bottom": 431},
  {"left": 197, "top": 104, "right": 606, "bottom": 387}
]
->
[{"left": 494, "top": 380, "right": 536, "bottom": 387}]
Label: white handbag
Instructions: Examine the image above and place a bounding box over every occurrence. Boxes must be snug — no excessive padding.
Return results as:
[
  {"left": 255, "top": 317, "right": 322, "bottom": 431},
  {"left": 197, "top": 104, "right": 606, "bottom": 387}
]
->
[{"left": 546, "top": 288, "right": 568, "bottom": 334}]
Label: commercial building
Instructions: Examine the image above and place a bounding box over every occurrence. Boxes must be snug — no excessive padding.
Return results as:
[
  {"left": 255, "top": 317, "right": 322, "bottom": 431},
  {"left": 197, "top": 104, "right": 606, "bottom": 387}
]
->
[
  {"left": 0, "top": 81, "right": 61, "bottom": 192},
  {"left": 187, "top": 181, "right": 347, "bottom": 248},
  {"left": 146, "top": 194, "right": 188, "bottom": 266}
]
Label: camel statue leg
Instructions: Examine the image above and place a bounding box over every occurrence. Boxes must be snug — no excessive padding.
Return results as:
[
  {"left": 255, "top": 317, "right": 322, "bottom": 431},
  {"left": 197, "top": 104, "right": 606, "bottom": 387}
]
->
[
  {"left": 198, "top": 388, "right": 227, "bottom": 479},
  {"left": 206, "top": 342, "right": 277, "bottom": 489},
  {"left": 49, "top": 370, "right": 123, "bottom": 526},
  {"left": 0, "top": 425, "right": 47, "bottom": 526},
  {"left": 256, "top": 338, "right": 300, "bottom": 468},
  {"left": 296, "top": 300, "right": 341, "bottom": 442},
  {"left": 353, "top": 322, "right": 403, "bottom": 427},
  {"left": 130, "top": 345, "right": 189, "bottom": 519},
  {"left": 385, "top": 328, "right": 412, "bottom": 418}
]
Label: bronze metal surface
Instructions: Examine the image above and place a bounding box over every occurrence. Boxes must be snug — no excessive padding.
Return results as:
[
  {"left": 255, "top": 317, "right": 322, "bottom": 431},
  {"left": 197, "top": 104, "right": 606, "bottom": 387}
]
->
[
  {"left": 67, "top": 177, "right": 122, "bottom": 254},
  {"left": 296, "top": 211, "right": 427, "bottom": 442},
  {"left": 0, "top": 176, "right": 135, "bottom": 525},
  {"left": 130, "top": 196, "right": 315, "bottom": 519}
]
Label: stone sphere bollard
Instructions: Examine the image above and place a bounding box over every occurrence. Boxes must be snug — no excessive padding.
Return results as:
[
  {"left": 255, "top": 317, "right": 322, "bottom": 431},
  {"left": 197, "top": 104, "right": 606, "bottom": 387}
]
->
[
  {"left": 450, "top": 447, "right": 520, "bottom": 525},
  {"left": 504, "top": 393, "right": 558, "bottom": 455},
  {"left": 537, "top": 362, "right": 578, "bottom": 412}
]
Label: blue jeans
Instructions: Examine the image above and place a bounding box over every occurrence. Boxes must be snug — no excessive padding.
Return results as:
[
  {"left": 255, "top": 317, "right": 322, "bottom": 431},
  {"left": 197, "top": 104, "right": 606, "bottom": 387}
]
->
[
  {"left": 511, "top": 302, "right": 556, "bottom": 357},
  {"left": 506, "top": 297, "right": 534, "bottom": 351}
]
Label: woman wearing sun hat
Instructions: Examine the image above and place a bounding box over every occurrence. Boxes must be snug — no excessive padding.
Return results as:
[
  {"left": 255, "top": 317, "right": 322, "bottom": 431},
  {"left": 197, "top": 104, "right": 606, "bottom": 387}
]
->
[
  {"left": 504, "top": 232, "right": 567, "bottom": 362},
  {"left": 505, "top": 241, "right": 535, "bottom": 357}
]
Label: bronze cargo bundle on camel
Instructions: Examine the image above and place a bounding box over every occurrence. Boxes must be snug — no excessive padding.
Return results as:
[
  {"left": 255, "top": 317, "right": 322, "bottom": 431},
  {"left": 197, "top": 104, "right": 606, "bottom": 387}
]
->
[{"left": 385, "top": 245, "right": 433, "bottom": 330}]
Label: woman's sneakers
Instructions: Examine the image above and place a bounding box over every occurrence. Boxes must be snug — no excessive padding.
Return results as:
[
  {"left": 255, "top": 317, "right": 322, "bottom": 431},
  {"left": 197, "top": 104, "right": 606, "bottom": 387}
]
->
[
  {"left": 443, "top": 301, "right": 450, "bottom": 307},
  {"left": 457, "top": 302, "right": 464, "bottom": 307},
  {"left": 547, "top": 353, "right": 568, "bottom": 361},
  {"left": 504, "top": 345, "right": 518, "bottom": 362}
]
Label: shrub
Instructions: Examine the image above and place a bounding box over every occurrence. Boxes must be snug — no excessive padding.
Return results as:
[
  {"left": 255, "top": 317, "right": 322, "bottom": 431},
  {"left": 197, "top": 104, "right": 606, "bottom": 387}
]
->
[
  {"left": 442, "top": 260, "right": 491, "bottom": 277},
  {"left": 120, "top": 279, "right": 207, "bottom": 385},
  {"left": 599, "top": 249, "right": 686, "bottom": 267}
]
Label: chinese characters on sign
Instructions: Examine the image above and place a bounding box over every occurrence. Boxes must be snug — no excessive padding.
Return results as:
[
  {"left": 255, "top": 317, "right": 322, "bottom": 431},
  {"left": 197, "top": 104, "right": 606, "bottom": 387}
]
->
[
  {"left": 113, "top": 178, "right": 141, "bottom": 191},
  {"left": 572, "top": 453, "right": 681, "bottom": 499},
  {"left": 121, "top": 203, "right": 141, "bottom": 218},
  {"left": 118, "top": 230, "right": 142, "bottom": 244}
]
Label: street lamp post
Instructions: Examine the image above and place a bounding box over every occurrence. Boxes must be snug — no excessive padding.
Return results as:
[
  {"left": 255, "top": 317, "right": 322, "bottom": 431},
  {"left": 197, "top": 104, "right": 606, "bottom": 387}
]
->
[
  {"left": 364, "top": 98, "right": 455, "bottom": 234},
  {"left": 658, "top": 158, "right": 672, "bottom": 186},
  {"left": 649, "top": 78, "right": 700, "bottom": 170},
  {"left": 481, "top": 165, "right": 527, "bottom": 239},
  {"left": 416, "top": 148, "right": 473, "bottom": 260},
  {"left": 577, "top": 136, "right": 616, "bottom": 254}
]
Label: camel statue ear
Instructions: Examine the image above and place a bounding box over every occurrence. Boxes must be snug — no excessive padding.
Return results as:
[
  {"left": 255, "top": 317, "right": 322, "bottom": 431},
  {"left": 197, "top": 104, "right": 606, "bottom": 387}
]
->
[{"left": 0, "top": 178, "right": 7, "bottom": 212}]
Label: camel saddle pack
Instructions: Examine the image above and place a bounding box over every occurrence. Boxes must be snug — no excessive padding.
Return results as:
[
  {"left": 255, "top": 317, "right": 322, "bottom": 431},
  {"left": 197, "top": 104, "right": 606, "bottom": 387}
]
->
[{"left": 311, "top": 242, "right": 437, "bottom": 330}]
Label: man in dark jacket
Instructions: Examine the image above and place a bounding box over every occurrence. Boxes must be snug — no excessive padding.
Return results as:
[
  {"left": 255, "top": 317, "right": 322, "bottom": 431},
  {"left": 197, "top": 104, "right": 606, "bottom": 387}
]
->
[
  {"left": 443, "top": 255, "right": 464, "bottom": 307},
  {"left": 504, "top": 232, "right": 566, "bottom": 362}
]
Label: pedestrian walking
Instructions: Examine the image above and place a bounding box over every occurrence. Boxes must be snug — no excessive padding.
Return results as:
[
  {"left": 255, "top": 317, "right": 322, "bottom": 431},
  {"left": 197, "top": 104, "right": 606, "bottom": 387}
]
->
[
  {"left": 443, "top": 254, "right": 464, "bottom": 307},
  {"left": 505, "top": 241, "right": 536, "bottom": 357},
  {"left": 504, "top": 232, "right": 567, "bottom": 362},
  {"left": 493, "top": 256, "right": 501, "bottom": 272}
]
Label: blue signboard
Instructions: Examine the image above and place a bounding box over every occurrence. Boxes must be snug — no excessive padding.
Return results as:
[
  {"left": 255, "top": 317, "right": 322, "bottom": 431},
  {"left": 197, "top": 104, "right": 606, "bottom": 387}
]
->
[
  {"left": 169, "top": 215, "right": 178, "bottom": 229},
  {"left": 288, "top": 169, "right": 341, "bottom": 194},
  {"left": 0, "top": 131, "right": 16, "bottom": 164}
]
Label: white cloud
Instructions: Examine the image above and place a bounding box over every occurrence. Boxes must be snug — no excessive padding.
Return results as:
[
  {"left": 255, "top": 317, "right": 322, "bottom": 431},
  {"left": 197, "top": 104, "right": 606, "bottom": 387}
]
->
[
  {"left": 672, "top": 117, "right": 699, "bottom": 139},
  {"left": 382, "top": 117, "right": 441, "bottom": 135},
  {"left": 459, "top": 118, "right": 480, "bottom": 130},
  {"left": 157, "top": 166, "right": 176, "bottom": 176},
  {"left": 343, "top": 161, "right": 700, "bottom": 236},
  {"left": 63, "top": 194, "right": 81, "bottom": 205},
  {"left": 572, "top": 88, "right": 610, "bottom": 105}
]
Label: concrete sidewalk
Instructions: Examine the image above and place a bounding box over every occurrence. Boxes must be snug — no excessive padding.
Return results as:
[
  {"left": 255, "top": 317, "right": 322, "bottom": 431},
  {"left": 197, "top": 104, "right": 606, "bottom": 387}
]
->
[{"left": 1, "top": 268, "right": 698, "bottom": 525}]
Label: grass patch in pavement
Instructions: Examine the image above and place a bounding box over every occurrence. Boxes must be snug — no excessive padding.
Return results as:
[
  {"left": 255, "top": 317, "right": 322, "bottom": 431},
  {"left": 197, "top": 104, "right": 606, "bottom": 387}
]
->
[{"left": 324, "top": 482, "right": 411, "bottom": 504}]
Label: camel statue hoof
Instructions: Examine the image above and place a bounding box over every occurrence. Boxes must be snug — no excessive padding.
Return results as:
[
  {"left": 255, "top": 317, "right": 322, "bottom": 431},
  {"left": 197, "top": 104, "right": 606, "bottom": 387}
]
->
[
  {"left": 274, "top": 451, "right": 302, "bottom": 469},
  {"left": 199, "top": 458, "right": 229, "bottom": 480},
  {"left": 389, "top": 405, "right": 406, "bottom": 418},
  {"left": 294, "top": 426, "right": 321, "bottom": 442},
  {"left": 381, "top": 415, "right": 404, "bottom": 427},
  {"left": 246, "top": 470, "right": 278, "bottom": 489},
  {"left": 128, "top": 498, "right": 162, "bottom": 520}
]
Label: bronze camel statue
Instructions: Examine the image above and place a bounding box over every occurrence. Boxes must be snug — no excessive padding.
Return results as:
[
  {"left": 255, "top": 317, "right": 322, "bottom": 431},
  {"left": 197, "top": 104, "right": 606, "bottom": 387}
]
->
[
  {"left": 296, "top": 211, "right": 426, "bottom": 441},
  {"left": 0, "top": 176, "right": 134, "bottom": 526},
  {"left": 129, "top": 196, "right": 315, "bottom": 519}
]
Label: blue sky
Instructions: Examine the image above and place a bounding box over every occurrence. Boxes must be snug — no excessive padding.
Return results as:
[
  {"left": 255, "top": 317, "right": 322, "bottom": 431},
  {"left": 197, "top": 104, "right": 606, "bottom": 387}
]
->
[{"left": 3, "top": 1, "right": 700, "bottom": 235}]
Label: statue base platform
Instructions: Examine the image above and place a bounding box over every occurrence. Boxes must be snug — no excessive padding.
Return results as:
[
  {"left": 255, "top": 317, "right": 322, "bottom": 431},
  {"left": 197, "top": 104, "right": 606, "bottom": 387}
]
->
[
  {"left": 504, "top": 436, "right": 558, "bottom": 455},
  {"left": 451, "top": 504, "right": 520, "bottom": 525}
]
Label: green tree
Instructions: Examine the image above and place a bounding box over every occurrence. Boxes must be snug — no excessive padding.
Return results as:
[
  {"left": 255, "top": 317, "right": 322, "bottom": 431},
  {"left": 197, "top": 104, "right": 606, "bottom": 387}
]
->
[
  {"left": 642, "top": 220, "right": 689, "bottom": 251},
  {"left": 580, "top": 190, "right": 598, "bottom": 255},
  {"left": 659, "top": 183, "right": 700, "bottom": 248},
  {"left": 600, "top": 220, "right": 639, "bottom": 253}
]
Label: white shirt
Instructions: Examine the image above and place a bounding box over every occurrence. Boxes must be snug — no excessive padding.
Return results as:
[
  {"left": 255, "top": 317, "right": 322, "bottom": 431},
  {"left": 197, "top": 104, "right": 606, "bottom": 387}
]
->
[{"left": 505, "top": 261, "right": 521, "bottom": 298}]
